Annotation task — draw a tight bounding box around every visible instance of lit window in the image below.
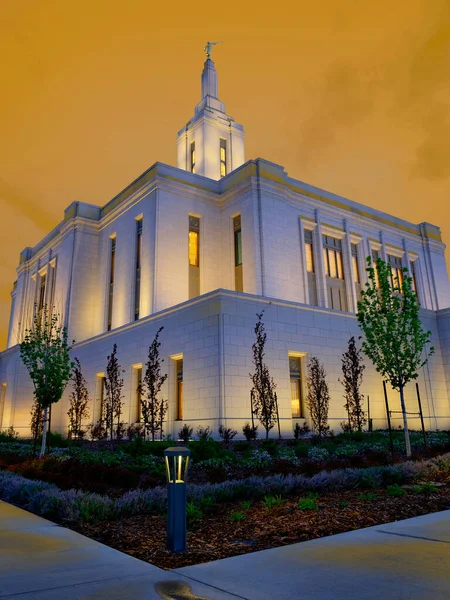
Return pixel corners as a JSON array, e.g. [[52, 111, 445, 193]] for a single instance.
[[372, 249, 380, 287], [189, 216, 200, 299], [0, 383, 6, 429], [220, 139, 227, 177], [351, 244, 360, 284], [135, 366, 142, 422], [388, 255, 403, 290], [190, 142, 196, 173], [289, 356, 303, 418], [233, 216, 243, 292], [410, 260, 418, 295], [323, 236, 344, 280], [304, 230, 314, 273]]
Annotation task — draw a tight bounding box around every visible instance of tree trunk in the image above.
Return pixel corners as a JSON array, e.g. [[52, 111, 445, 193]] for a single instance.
[[40, 406, 49, 458], [399, 385, 411, 457]]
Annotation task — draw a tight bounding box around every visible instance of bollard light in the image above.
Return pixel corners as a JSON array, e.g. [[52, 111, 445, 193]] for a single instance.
[[164, 446, 191, 552]]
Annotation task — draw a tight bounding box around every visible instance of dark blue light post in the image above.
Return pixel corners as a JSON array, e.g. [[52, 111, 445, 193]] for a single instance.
[[164, 446, 191, 552]]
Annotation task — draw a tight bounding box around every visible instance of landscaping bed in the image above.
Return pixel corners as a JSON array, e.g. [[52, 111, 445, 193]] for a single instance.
[[74, 483, 450, 570]]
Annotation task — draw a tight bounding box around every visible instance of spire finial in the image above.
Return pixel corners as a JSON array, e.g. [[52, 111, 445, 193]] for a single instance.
[[204, 40, 223, 59]]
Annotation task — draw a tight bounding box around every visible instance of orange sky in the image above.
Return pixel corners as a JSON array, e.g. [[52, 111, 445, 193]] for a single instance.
[[1, 0, 449, 349]]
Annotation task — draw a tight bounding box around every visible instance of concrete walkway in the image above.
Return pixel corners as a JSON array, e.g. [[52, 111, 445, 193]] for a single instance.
[[177, 510, 450, 600], [0, 501, 449, 599]]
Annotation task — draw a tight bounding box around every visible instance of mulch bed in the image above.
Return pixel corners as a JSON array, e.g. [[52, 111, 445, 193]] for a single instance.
[[74, 484, 450, 570]]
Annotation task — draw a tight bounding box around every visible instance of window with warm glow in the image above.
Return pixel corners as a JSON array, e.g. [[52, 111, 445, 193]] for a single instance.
[[351, 244, 360, 283], [134, 219, 142, 321], [220, 139, 227, 177], [289, 356, 303, 418], [410, 260, 418, 295], [388, 254, 403, 290], [372, 249, 380, 287], [323, 236, 344, 280], [190, 142, 195, 173], [189, 231, 199, 267]]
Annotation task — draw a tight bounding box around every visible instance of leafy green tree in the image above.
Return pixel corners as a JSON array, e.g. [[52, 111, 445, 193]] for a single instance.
[[306, 356, 330, 438], [20, 305, 74, 457], [339, 336, 366, 432], [249, 311, 279, 439], [68, 358, 90, 440], [103, 344, 125, 440], [356, 257, 434, 457], [140, 327, 168, 441]]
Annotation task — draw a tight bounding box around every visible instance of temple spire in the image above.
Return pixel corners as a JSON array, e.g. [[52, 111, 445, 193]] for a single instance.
[[201, 58, 218, 99]]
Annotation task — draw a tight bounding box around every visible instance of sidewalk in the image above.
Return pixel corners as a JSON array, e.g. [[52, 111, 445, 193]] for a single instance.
[[177, 509, 450, 600], [0, 500, 449, 599]]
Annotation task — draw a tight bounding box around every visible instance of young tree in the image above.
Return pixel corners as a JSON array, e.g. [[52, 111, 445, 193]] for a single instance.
[[20, 305, 74, 457], [30, 400, 44, 455], [140, 327, 168, 441], [249, 311, 279, 439], [340, 336, 366, 432], [68, 358, 91, 440], [357, 257, 434, 457], [103, 344, 125, 440], [306, 357, 330, 438]]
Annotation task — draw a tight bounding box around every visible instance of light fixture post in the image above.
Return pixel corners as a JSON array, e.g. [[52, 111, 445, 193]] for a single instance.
[[164, 446, 191, 552]]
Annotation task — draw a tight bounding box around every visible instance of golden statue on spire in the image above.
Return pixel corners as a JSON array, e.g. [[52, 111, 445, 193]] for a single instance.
[[204, 41, 223, 59]]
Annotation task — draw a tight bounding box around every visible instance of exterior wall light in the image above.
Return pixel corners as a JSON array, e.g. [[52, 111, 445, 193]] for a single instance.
[[164, 446, 191, 552]]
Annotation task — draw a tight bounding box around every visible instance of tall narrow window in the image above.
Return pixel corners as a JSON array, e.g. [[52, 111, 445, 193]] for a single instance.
[[38, 273, 46, 322], [0, 383, 6, 429], [220, 139, 227, 177], [323, 235, 347, 311], [371, 248, 380, 287], [304, 229, 317, 305], [388, 254, 403, 290], [410, 260, 418, 295], [107, 237, 116, 331], [233, 215, 243, 292], [189, 216, 200, 299], [176, 359, 183, 420], [134, 219, 142, 321], [48, 262, 57, 315], [289, 357, 303, 418], [190, 142, 196, 173], [351, 243, 361, 302], [132, 366, 142, 423]]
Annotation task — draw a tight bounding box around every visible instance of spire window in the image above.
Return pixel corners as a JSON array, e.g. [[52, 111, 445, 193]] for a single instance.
[[220, 139, 227, 177], [190, 142, 196, 174]]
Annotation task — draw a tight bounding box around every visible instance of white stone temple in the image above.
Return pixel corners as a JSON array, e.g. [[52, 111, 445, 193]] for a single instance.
[[1, 52, 449, 437]]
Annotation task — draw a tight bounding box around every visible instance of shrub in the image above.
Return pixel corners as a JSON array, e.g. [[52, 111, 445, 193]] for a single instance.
[[386, 484, 406, 497], [0, 426, 19, 442], [241, 500, 252, 509], [242, 422, 258, 441], [188, 439, 221, 463], [261, 439, 278, 456], [414, 482, 438, 495], [294, 422, 310, 439], [358, 492, 377, 501], [186, 502, 203, 528], [298, 498, 318, 511], [308, 447, 330, 462], [196, 426, 212, 441], [218, 425, 238, 445], [178, 424, 193, 444], [262, 494, 283, 510], [127, 423, 145, 441], [230, 510, 246, 522], [233, 441, 251, 453], [294, 443, 309, 459]]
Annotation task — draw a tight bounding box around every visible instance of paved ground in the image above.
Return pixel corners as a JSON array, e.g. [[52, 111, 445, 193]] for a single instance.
[[177, 510, 450, 600], [0, 500, 449, 599]]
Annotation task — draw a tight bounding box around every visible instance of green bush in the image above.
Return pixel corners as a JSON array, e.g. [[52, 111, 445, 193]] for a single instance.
[[261, 439, 278, 456], [298, 498, 318, 511], [262, 494, 283, 510], [358, 492, 377, 501], [233, 441, 251, 453], [188, 439, 221, 462], [386, 484, 406, 497], [0, 427, 19, 442], [294, 443, 309, 459], [186, 502, 203, 528], [241, 500, 252, 510], [230, 510, 246, 522]]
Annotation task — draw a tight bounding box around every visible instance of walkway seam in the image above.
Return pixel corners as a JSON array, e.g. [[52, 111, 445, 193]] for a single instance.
[[376, 529, 450, 544]]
